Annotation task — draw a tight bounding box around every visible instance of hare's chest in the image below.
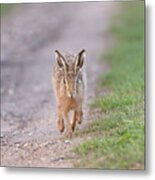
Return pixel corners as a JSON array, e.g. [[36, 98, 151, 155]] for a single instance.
[[67, 98, 78, 109], [59, 97, 78, 111]]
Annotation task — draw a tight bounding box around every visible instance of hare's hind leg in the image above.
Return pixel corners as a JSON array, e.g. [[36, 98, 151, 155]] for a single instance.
[[57, 105, 65, 133], [72, 110, 77, 132]]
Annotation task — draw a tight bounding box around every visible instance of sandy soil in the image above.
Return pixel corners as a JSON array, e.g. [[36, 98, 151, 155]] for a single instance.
[[1, 2, 117, 168]]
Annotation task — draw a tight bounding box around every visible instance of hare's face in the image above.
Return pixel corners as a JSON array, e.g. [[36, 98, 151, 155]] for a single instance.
[[55, 49, 85, 98], [64, 71, 76, 98]]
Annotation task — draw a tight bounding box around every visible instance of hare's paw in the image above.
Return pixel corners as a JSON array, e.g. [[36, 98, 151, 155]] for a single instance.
[[68, 131, 73, 139], [58, 118, 65, 133], [71, 111, 78, 132], [77, 111, 83, 124], [71, 122, 76, 132], [66, 126, 73, 139]]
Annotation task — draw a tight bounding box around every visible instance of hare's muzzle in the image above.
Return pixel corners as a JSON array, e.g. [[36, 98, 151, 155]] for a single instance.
[[66, 82, 76, 98], [67, 91, 76, 99]]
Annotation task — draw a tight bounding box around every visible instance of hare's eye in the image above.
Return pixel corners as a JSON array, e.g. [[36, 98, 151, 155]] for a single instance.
[[63, 79, 66, 84]]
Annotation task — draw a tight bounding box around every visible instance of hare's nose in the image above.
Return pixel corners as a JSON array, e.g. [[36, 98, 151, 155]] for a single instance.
[[70, 93, 74, 98], [68, 92, 75, 98]]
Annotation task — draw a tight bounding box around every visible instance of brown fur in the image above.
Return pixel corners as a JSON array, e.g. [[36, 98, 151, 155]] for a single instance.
[[52, 49, 86, 138]]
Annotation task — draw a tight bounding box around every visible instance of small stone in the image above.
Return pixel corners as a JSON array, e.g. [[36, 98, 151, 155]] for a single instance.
[[0, 133, 4, 138], [13, 131, 18, 135], [9, 120, 14, 125], [87, 136, 91, 140], [51, 156, 64, 162], [32, 142, 39, 151], [23, 143, 28, 147], [28, 160, 32, 164], [15, 143, 20, 147], [64, 140, 71, 144], [40, 157, 46, 161], [15, 147, 19, 151], [28, 132, 33, 136], [8, 89, 14, 95]]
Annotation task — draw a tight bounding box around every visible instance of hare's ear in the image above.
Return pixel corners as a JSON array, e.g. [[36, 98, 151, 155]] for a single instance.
[[74, 49, 85, 71], [55, 50, 67, 69]]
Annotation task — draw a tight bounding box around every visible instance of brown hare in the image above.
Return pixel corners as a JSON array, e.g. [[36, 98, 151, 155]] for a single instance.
[[52, 49, 86, 138]]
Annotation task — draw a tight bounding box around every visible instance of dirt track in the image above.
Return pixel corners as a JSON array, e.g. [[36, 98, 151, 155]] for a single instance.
[[1, 2, 117, 167]]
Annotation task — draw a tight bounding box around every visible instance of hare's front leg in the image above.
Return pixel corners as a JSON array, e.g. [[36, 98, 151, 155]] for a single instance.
[[72, 110, 77, 132], [64, 111, 73, 138], [77, 107, 83, 124], [57, 105, 65, 133]]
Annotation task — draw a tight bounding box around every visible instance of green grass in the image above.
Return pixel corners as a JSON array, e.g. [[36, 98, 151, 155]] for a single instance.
[[74, 2, 144, 169]]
